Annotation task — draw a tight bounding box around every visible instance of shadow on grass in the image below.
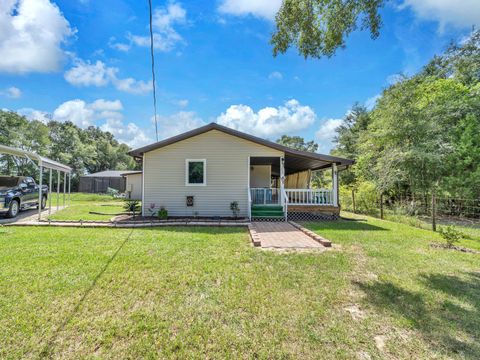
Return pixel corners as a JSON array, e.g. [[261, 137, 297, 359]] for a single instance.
[[304, 219, 389, 232], [39, 229, 135, 358], [355, 272, 480, 358]]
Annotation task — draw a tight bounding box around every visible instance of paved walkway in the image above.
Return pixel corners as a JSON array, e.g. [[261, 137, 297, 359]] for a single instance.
[[0, 206, 65, 225], [250, 222, 326, 249]]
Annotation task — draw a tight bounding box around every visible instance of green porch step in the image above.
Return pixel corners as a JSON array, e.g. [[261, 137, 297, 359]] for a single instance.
[[251, 205, 283, 211], [251, 205, 284, 219]]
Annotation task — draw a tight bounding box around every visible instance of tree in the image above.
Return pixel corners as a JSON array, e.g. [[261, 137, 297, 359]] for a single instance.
[[271, 0, 384, 59], [331, 104, 371, 186], [0, 110, 141, 191], [276, 135, 318, 152]]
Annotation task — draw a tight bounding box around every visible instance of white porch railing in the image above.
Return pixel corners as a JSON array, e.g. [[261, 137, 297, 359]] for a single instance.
[[250, 188, 281, 205], [284, 188, 334, 206], [250, 188, 335, 206]]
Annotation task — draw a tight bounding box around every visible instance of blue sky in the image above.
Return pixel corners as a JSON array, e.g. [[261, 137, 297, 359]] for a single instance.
[[0, 0, 478, 152]]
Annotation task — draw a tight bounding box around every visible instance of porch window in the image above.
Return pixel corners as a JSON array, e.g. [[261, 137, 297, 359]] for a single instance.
[[186, 159, 206, 186]]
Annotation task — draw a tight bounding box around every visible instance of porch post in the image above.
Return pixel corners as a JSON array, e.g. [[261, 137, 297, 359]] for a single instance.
[[332, 163, 338, 207], [48, 168, 52, 216], [280, 156, 285, 206], [37, 163, 43, 221]]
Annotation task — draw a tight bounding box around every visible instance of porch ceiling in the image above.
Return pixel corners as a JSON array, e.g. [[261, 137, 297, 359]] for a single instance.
[[250, 155, 335, 176]]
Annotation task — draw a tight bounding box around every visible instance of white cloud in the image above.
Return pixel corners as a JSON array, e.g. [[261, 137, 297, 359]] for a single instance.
[[17, 98, 153, 147], [0, 0, 74, 73], [101, 119, 153, 148], [268, 71, 283, 80], [64, 60, 113, 87], [315, 118, 342, 150], [0, 86, 22, 99], [112, 77, 152, 95], [127, 1, 186, 52], [89, 99, 123, 111], [53, 99, 96, 128], [218, 0, 282, 20], [17, 108, 51, 123], [365, 94, 381, 110], [216, 99, 316, 138], [108, 36, 131, 52], [173, 99, 189, 107], [402, 0, 480, 29], [153, 111, 206, 140], [64, 59, 152, 94]]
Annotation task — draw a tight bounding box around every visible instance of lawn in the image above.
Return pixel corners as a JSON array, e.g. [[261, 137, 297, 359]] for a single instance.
[[0, 214, 478, 359], [48, 193, 126, 221]]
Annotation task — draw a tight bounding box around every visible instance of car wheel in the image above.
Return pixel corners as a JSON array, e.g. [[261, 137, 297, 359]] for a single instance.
[[7, 199, 19, 218], [41, 195, 47, 209]]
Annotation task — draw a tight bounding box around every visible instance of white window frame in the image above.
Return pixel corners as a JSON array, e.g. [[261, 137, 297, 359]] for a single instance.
[[185, 159, 207, 186]]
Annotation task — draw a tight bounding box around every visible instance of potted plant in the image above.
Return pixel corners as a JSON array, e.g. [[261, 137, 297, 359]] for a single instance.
[[158, 206, 168, 220]]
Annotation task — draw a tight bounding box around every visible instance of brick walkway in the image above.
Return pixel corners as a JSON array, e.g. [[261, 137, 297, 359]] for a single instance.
[[250, 222, 326, 249]]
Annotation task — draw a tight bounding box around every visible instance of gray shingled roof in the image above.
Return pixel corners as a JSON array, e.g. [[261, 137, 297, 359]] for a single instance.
[[83, 170, 138, 178]]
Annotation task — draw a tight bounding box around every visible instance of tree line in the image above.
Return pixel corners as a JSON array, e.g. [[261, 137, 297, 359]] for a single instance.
[[332, 30, 480, 202], [0, 112, 139, 190]]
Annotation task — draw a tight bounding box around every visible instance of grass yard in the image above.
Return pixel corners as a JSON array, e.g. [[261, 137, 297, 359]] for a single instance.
[[48, 193, 126, 221], [0, 214, 479, 358]]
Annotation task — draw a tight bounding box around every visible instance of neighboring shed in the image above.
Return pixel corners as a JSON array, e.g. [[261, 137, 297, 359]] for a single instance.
[[122, 171, 142, 200], [79, 170, 138, 193]]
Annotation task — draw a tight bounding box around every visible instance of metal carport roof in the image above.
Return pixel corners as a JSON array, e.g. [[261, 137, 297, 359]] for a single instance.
[[0, 144, 72, 173]]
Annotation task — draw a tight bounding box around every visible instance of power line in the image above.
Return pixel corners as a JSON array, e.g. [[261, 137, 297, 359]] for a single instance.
[[148, 0, 159, 142]]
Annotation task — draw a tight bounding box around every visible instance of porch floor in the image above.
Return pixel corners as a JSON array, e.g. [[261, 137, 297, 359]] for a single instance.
[[250, 222, 326, 249]]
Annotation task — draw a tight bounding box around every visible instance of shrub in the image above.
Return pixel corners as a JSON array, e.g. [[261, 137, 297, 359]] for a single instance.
[[123, 199, 141, 218], [158, 207, 168, 220], [438, 225, 465, 248], [230, 201, 240, 218]]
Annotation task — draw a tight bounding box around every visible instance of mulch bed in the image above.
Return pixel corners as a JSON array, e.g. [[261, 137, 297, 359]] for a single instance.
[[112, 214, 249, 223], [430, 243, 479, 254]]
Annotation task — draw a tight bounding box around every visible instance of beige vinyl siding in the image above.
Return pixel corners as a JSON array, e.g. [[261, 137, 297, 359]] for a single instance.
[[250, 165, 271, 188], [125, 173, 142, 200], [144, 129, 283, 217]]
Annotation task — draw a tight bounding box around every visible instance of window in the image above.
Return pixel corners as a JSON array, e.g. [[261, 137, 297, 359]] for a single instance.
[[186, 159, 206, 186]]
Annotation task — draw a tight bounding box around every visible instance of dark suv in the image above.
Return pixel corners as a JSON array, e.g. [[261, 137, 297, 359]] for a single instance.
[[0, 176, 48, 218]]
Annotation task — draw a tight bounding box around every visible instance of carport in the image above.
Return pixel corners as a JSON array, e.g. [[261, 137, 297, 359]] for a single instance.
[[0, 144, 72, 221]]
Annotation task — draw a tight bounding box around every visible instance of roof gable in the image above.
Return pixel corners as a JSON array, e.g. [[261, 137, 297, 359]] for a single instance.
[[128, 123, 353, 166]]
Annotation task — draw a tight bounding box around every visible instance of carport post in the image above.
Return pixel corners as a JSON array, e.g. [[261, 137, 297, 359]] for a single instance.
[[57, 171, 60, 211], [48, 168, 52, 215], [63, 172, 66, 207], [37, 163, 43, 221], [68, 173, 71, 206]]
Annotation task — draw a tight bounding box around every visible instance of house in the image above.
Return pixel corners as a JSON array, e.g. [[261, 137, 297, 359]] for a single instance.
[[122, 171, 142, 200], [128, 123, 353, 220], [79, 170, 139, 193]]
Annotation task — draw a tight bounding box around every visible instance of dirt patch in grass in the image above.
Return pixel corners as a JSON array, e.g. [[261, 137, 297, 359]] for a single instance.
[[430, 243, 480, 254]]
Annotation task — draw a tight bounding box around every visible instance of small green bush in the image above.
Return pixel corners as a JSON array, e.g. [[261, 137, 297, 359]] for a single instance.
[[438, 225, 465, 248], [230, 201, 240, 218], [123, 199, 141, 218], [158, 207, 168, 220]]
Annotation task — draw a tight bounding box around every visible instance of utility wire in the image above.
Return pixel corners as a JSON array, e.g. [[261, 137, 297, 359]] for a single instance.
[[148, 0, 159, 142]]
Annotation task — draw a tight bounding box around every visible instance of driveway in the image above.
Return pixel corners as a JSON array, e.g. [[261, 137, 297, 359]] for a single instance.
[[0, 207, 61, 225]]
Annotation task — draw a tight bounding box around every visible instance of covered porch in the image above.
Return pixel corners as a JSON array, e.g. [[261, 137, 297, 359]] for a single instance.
[[248, 152, 352, 220]]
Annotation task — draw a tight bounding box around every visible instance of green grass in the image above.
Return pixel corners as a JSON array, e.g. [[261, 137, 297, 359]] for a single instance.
[[304, 212, 480, 359], [0, 215, 479, 358], [48, 193, 126, 221]]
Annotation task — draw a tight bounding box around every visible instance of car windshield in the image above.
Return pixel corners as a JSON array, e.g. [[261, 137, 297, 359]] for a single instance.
[[0, 177, 20, 189]]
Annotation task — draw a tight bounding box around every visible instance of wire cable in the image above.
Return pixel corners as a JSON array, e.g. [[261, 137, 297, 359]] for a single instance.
[[148, 0, 159, 142]]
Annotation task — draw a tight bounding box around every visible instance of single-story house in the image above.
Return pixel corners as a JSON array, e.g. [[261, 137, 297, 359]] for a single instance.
[[122, 171, 142, 200], [79, 170, 139, 193], [128, 123, 353, 220]]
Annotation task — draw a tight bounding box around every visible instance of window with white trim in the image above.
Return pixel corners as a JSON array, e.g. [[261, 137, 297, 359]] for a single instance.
[[186, 159, 206, 186]]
